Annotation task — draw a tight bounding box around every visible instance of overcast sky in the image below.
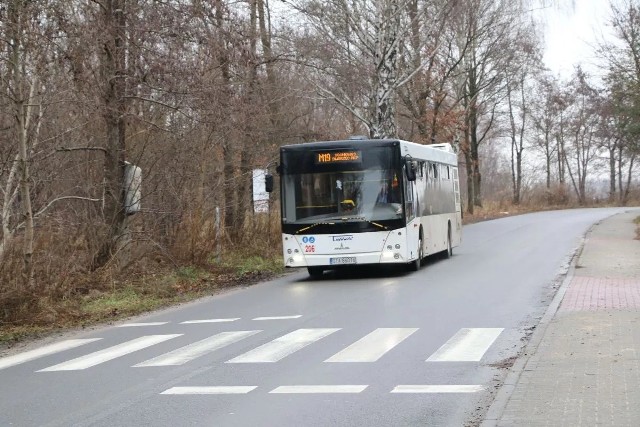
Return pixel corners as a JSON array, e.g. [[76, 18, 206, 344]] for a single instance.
[[541, 0, 613, 79]]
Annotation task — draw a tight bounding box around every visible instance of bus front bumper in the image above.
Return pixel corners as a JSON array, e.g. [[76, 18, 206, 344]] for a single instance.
[[284, 251, 408, 268]]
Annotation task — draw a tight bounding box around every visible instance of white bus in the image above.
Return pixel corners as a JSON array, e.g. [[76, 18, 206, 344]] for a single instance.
[[268, 138, 462, 277]]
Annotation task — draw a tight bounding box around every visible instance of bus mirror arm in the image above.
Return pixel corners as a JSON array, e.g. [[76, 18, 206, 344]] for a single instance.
[[404, 158, 417, 181]]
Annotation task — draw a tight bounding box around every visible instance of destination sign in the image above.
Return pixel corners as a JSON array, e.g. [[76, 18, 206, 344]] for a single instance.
[[315, 150, 361, 164]]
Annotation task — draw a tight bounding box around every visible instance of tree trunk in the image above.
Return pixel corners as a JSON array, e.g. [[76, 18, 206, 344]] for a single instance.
[[8, 0, 36, 287], [608, 145, 616, 203], [93, 0, 128, 269], [372, 0, 399, 139]]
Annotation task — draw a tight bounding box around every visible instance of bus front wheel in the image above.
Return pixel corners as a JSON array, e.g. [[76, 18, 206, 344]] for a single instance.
[[407, 237, 423, 272]]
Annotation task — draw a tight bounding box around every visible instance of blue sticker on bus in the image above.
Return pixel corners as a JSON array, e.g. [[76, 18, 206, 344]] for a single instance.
[[302, 237, 308, 243], [309, 237, 316, 243]]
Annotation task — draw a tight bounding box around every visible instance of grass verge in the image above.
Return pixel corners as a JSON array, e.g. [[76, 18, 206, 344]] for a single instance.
[[0, 250, 286, 348]]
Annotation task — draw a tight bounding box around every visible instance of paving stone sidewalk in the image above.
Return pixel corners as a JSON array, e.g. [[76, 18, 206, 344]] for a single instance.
[[486, 210, 640, 427]]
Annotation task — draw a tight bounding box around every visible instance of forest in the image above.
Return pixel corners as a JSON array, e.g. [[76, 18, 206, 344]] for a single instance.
[[1, 0, 638, 340]]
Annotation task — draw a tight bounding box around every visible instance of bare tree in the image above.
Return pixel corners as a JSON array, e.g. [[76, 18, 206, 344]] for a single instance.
[[455, 0, 528, 212], [599, 0, 640, 205], [504, 36, 542, 205], [288, 0, 457, 139], [563, 68, 602, 205]]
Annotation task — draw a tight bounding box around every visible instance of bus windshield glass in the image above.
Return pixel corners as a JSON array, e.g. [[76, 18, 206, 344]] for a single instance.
[[281, 146, 403, 224]]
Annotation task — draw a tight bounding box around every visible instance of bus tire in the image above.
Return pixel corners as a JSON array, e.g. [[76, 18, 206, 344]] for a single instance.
[[307, 266, 324, 277], [407, 236, 422, 272], [444, 224, 453, 259]]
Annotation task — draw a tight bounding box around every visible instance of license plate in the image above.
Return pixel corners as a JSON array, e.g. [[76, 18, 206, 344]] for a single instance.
[[330, 257, 357, 265]]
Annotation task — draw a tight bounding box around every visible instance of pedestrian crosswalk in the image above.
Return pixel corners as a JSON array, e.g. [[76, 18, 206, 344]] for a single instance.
[[1, 327, 505, 375]]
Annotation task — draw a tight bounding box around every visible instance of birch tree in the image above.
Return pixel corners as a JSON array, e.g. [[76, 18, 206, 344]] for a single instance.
[[0, 0, 52, 286], [289, 0, 455, 138]]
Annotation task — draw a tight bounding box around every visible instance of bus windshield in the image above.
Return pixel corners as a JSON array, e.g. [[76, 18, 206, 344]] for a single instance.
[[281, 146, 404, 224]]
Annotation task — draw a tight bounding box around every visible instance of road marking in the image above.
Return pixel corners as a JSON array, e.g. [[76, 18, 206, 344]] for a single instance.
[[426, 328, 504, 362], [325, 328, 418, 362], [252, 315, 302, 321], [134, 331, 261, 367], [226, 328, 340, 363], [0, 339, 102, 371], [180, 318, 240, 324], [161, 386, 256, 395], [38, 335, 182, 371], [391, 385, 484, 393], [116, 322, 168, 327], [270, 385, 367, 394]]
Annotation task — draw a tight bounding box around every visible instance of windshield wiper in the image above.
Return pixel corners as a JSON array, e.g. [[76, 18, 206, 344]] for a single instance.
[[337, 215, 388, 230], [294, 221, 336, 234]]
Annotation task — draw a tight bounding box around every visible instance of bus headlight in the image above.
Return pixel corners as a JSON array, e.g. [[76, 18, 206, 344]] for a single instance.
[[395, 244, 401, 249], [287, 249, 292, 254]]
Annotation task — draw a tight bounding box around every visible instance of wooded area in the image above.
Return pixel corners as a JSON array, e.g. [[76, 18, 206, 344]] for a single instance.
[[1, 0, 639, 334]]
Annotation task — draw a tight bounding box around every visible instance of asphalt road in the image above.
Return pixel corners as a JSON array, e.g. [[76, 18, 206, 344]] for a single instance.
[[0, 208, 632, 427]]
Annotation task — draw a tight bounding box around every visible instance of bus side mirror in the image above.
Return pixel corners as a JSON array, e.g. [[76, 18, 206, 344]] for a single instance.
[[265, 173, 274, 193], [405, 160, 416, 182]]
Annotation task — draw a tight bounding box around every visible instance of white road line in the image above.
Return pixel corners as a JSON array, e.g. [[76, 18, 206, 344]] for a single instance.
[[116, 322, 168, 327], [325, 328, 418, 362], [134, 331, 261, 367], [270, 385, 368, 394], [391, 385, 484, 393], [38, 335, 182, 371], [426, 328, 504, 362], [161, 386, 256, 395], [0, 339, 102, 371], [252, 315, 302, 321], [180, 318, 240, 324], [226, 328, 340, 363]]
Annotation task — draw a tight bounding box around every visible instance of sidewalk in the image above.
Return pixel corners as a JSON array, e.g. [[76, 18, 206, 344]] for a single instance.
[[484, 210, 640, 426]]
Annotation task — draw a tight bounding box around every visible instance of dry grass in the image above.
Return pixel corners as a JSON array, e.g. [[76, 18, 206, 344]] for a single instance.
[[0, 211, 285, 347]]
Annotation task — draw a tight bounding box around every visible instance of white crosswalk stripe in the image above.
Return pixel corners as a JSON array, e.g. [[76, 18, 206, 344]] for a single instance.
[[134, 331, 261, 367], [38, 335, 182, 371], [161, 386, 257, 395], [270, 385, 368, 394], [226, 328, 340, 363], [325, 328, 418, 362], [391, 385, 484, 393], [426, 328, 504, 362], [116, 322, 168, 327], [180, 318, 240, 324], [0, 339, 102, 371]]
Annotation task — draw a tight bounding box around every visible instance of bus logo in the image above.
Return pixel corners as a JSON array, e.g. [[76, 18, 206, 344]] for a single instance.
[[332, 235, 353, 242]]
